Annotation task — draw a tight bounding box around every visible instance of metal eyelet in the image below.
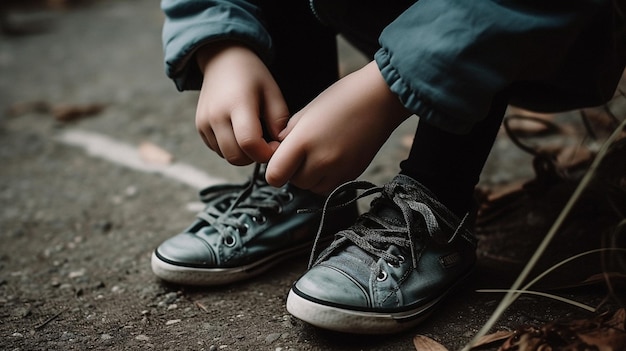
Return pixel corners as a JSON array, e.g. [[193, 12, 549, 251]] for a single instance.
[[252, 216, 267, 224], [376, 270, 388, 282], [282, 191, 294, 203], [238, 223, 249, 235], [223, 235, 236, 247]]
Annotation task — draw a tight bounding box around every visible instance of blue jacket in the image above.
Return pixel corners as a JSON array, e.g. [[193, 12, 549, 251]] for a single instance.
[[161, 0, 625, 134]]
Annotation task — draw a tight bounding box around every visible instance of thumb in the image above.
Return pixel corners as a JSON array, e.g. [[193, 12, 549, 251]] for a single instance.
[[277, 111, 304, 141]]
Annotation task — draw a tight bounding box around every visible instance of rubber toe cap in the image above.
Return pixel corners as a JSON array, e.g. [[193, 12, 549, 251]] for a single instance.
[[294, 265, 370, 308], [155, 233, 217, 267]]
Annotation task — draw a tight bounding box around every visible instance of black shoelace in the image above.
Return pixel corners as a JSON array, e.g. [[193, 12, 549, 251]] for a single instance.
[[194, 163, 293, 246], [308, 179, 470, 277]]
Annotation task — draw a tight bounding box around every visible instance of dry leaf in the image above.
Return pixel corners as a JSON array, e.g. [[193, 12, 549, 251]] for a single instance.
[[139, 142, 174, 165], [413, 335, 449, 351], [498, 309, 626, 351], [505, 114, 558, 137], [6, 101, 105, 121], [52, 103, 105, 122]]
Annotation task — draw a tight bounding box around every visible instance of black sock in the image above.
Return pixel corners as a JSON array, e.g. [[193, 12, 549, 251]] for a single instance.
[[400, 91, 509, 217]]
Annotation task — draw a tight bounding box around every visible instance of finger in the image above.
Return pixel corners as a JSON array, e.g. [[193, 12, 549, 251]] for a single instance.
[[277, 107, 306, 141], [308, 176, 332, 195], [309, 174, 353, 195], [231, 105, 274, 163], [213, 120, 253, 166], [285, 155, 325, 191], [198, 129, 223, 158], [265, 137, 305, 187]]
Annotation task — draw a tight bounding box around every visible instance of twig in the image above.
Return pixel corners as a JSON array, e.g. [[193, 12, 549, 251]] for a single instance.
[[194, 300, 209, 313], [476, 289, 596, 312], [34, 308, 66, 330]]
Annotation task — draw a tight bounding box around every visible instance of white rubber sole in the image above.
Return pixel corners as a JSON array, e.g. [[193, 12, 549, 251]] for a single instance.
[[151, 240, 315, 286], [286, 288, 441, 334]]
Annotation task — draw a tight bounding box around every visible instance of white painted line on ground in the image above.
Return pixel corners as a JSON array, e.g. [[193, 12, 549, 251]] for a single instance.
[[57, 129, 226, 189]]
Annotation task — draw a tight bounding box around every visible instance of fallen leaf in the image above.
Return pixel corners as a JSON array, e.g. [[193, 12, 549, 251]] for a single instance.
[[413, 335, 449, 351], [52, 103, 105, 122], [504, 114, 558, 137], [139, 141, 174, 165], [497, 309, 626, 351]]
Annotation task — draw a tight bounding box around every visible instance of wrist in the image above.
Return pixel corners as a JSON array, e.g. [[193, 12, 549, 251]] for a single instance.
[[365, 61, 411, 123], [195, 41, 257, 74]]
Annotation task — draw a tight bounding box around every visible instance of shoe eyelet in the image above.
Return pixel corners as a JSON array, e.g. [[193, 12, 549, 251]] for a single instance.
[[238, 223, 249, 235], [223, 235, 237, 247], [252, 215, 267, 224], [281, 191, 294, 203], [376, 270, 388, 282]]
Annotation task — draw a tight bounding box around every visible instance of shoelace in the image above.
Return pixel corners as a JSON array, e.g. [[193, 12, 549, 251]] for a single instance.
[[308, 179, 470, 276], [194, 163, 293, 246]]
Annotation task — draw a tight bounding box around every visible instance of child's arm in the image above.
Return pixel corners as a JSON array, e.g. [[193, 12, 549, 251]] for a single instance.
[[195, 42, 288, 165], [266, 61, 411, 194]]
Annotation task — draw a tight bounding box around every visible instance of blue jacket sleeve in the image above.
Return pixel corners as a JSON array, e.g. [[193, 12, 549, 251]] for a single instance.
[[161, 0, 272, 91], [375, 0, 625, 134]]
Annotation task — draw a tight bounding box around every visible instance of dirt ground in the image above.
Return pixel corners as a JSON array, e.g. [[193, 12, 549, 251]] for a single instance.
[[1, 1, 625, 350]]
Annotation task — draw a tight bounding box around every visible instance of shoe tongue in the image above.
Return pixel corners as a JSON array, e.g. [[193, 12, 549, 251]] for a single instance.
[[369, 197, 405, 228], [368, 174, 435, 228]]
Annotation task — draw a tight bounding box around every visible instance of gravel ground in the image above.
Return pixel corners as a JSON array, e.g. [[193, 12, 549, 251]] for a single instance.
[[1, 1, 624, 350]]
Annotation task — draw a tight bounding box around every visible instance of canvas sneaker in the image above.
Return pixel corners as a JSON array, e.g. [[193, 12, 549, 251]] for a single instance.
[[286, 174, 477, 334], [151, 164, 358, 285]]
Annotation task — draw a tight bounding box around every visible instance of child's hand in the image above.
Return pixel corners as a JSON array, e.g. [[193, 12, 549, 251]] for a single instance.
[[266, 61, 410, 194], [195, 43, 289, 165]]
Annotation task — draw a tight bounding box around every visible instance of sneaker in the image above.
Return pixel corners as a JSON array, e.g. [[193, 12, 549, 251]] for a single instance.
[[151, 164, 358, 286], [286, 174, 477, 334]]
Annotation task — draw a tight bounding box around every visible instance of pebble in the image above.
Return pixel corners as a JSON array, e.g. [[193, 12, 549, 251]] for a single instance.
[[165, 319, 181, 325], [12, 332, 24, 338], [163, 292, 178, 304], [125, 185, 138, 197], [265, 333, 281, 344], [68, 269, 86, 279], [60, 331, 75, 341], [135, 334, 150, 341], [101, 333, 113, 340]]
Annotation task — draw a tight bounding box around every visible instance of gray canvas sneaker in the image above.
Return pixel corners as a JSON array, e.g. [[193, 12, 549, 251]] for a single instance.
[[286, 175, 477, 334], [151, 164, 358, 286]]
